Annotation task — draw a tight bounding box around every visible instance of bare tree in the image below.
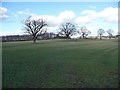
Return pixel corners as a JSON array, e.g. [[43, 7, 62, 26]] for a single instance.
[[81, 26, 91, 39], [106, 29, 113, 39], [97, 28, 105, 40], [23, 17, 47, 43], [59, 22, 76, 38]]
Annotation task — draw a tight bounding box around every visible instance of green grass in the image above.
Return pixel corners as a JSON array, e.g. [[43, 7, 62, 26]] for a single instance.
[[2, 39, 118, 88]]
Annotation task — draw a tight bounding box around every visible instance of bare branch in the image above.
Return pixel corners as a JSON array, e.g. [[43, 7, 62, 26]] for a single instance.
[[81, 26, 91, 39], [59, 22, 76, 38], [23, 17, 47, 43], [97, 28, 105, 40]]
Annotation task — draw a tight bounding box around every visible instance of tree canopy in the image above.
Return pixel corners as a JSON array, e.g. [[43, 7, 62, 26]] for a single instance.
[[97, 29, 105, 40], [59, 22, 76, 38], [80, 26, 91, 39], [23, 17, 47, 43]]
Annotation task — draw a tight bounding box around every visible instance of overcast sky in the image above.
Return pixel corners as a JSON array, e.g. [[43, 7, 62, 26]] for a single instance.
[[0, 1, 119, 36]]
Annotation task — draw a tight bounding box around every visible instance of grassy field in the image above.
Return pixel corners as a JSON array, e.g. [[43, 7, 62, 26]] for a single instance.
[[2, 39, 118, 88]]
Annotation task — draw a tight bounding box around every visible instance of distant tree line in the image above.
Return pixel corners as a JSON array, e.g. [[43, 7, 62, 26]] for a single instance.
[[2, 33, 56, 42], [2, 17, 120, 43]]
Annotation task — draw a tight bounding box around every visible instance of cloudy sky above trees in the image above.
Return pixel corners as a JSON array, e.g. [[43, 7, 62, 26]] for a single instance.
[[0, 1, 119, 36]]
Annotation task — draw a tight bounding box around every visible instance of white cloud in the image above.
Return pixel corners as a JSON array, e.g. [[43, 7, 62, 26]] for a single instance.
[[89, 5, 96, 9], [58, 10, 76, 22], [86, 25, 102, 36], [30, 10, 76, 27], [1, 7, 118, 36], [81, 10, 97, 19], [74, 9, 98, 25], [45, 26, 59, 33], [0, 7, 9, 20], [0, 29, 25, 36], [76, 10, 98, 24], [22, 10, 76, 36], [76, 16, 91, 24], [17, 9, 36, 16], [0, 7, 7, 15], [30, 15, 60, 27], [86, 23, 118, 36], [21, 7, 118, 27], [76, 7, 118, 24], [98, 7, 118, 23]]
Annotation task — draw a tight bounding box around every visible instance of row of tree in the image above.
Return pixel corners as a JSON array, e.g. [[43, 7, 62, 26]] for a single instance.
[[98, 29, 113, 40], [23, 18, 114, 43]]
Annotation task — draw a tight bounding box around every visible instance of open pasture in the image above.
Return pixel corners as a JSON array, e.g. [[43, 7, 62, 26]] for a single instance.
[[2, 39, 118, 88]]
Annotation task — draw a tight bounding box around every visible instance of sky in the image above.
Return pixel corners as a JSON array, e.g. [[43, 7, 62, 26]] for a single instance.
[[0, 1, 119, 36]]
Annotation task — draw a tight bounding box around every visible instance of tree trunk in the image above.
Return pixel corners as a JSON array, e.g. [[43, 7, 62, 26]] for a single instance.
[[66, 34, 70, 39], [33, 39, 36, 43], [100, 35, 102, 40], [82, 33, 85, 39], [109, 35, 110, 39], [33, 37, 37, 43], [109, 34, 112, 39]]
